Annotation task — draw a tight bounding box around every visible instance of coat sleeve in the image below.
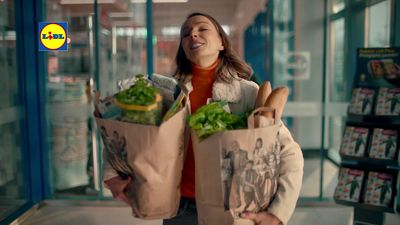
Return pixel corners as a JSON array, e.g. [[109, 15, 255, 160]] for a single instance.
[[267, 122, 304, 225]]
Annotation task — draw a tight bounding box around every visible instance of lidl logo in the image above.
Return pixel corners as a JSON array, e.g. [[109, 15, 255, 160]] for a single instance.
[[39, 22, 68, 51]]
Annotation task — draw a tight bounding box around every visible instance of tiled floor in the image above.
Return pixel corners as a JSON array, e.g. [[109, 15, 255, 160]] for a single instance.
[[12, 201, 400, 225], [300, 158, 339, 198], [5, 156, 400, 225]]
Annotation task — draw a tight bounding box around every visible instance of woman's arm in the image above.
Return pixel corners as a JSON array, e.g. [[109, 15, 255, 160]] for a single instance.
[[242, 122, 303, 225], [267, 122, 304, 224]]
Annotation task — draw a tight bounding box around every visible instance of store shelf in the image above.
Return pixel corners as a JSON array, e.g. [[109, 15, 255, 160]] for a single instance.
[[334, 199, 395, 213], [385, 78, 400, 87], [340, 155, 400, 170], [347, 115, 400, 126], [334, 48, 400, 225]]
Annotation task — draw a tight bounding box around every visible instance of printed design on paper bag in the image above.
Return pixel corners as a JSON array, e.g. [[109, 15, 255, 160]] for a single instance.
[[220, 136, 280, 216], [221, 140, 248, 211], [100, 126, 133, 178]]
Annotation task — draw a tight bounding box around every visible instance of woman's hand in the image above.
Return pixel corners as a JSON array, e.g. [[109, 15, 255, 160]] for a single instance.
[[241, 211, 282, 225], [104, 176, 132, 207]]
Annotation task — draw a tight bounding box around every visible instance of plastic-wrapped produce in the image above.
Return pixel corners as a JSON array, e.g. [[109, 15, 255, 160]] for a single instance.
[[114, 76, 162, 125]]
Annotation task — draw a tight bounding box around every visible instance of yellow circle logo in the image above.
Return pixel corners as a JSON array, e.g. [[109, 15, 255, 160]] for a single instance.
[[40, 23, 67, 50]]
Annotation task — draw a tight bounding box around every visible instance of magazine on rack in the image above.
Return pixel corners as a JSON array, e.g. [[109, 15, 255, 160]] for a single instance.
[[363, 172, 394, 207], [339, 126, 369, 157], [334, 168, 364, 202], [368, 128, 398, 160], [348, 88, 375, 115], [375, 87, 400, 115]]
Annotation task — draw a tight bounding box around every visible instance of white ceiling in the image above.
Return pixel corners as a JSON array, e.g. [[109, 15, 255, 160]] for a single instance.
[[152, 0, 240, 29], [58, 0, 267, 36]]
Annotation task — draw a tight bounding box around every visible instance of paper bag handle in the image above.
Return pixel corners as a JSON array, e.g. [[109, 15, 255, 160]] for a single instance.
[[247, 107, 275, 129]]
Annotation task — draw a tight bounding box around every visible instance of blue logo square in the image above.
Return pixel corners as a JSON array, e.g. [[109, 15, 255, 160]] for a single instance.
[[39, 22, 68, 51]]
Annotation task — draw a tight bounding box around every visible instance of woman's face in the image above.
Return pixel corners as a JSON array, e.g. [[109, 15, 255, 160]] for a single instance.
[[181, 15, 224, 67]]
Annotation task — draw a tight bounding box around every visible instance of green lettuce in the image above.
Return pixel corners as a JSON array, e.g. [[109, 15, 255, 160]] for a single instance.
[[188, 101, 246, 138], [115, 75, 159, 106]]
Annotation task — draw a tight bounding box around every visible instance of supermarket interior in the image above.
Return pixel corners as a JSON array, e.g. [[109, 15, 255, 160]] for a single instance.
[[0, 0, 400, 224]]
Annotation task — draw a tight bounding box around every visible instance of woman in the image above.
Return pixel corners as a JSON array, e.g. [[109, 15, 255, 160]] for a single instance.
[[253, 138, 268, 202], [104, 12, 304, 225], [170, 12, 303, 225]]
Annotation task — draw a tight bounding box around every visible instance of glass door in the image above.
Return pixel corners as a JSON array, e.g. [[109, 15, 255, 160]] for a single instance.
[[44, 0, 147, 199], [45, 1, 98, 197], [0, 0, 29, 220], [265, 0, 331, 199]]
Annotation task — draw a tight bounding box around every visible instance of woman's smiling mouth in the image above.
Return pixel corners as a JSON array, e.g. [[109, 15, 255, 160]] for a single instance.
[[190, 42, 204, 50]]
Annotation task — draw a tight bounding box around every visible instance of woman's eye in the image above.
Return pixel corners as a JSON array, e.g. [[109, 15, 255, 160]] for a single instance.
[[182, 31, 190, 37]]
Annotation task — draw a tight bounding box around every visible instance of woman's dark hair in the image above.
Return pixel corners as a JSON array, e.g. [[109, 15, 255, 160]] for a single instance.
[[174, 12, 252, 83]]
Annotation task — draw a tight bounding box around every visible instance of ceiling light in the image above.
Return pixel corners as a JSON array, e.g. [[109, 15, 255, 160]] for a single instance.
[[131, 0, 188, 3], [109, 12, 134, 18]]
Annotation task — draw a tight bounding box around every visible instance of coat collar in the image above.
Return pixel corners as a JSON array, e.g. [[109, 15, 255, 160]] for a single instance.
[[181, 75, 241, 103]]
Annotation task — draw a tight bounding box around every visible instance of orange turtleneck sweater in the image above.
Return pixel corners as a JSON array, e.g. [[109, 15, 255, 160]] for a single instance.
[[180, 60, 219, 199]]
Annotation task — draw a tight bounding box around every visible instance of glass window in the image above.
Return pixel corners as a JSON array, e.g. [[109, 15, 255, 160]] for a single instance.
[[45, 0, 147, 198], [330, 18, 345, 101], [366, 0, 391, 47], [0, 0, 28, 220], [326, 18, 347, 173], [331, 0, 345, 14], [325, 3, 347, 196], [271, 0, 327, 198], [46, 0, 97, 196]]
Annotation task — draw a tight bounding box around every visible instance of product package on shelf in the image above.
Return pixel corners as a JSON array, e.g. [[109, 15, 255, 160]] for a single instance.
[[375, 88, 400, 115], [348, 88, 375, 115], [339, 126, 369, 157], [48, 81, 91, 190], [368, 128, 398, 160], [334, 168, 364, 202], [356, 48, 400, 86], [363, 172, 394, 207]]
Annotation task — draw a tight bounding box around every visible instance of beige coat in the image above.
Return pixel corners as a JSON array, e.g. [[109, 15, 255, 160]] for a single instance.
[[182, 76, 304, 225], [103, 75, 304, 225]]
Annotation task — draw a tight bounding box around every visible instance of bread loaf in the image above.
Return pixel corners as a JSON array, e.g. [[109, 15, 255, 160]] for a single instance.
[[255, 81, 272, 108], [262, 86, 289, 121]]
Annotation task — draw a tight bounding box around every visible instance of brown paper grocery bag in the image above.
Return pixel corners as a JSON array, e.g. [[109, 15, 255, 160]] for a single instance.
[[95, 103, 188, 219], [192, 107, 280, 225]]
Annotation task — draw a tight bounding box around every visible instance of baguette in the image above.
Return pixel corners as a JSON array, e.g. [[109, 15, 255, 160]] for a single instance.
[[262, 86, 289, 121], [255, 81, 272, 108]]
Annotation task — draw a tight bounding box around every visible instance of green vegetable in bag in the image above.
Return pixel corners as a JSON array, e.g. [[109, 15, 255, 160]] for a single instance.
[[116, 75, 160, 106], [188, 101, 246, 139], [114, 75, 162, 125]]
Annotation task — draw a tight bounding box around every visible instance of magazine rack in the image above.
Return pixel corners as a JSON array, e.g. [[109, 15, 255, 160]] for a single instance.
[[334, 48, 400, 225]]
